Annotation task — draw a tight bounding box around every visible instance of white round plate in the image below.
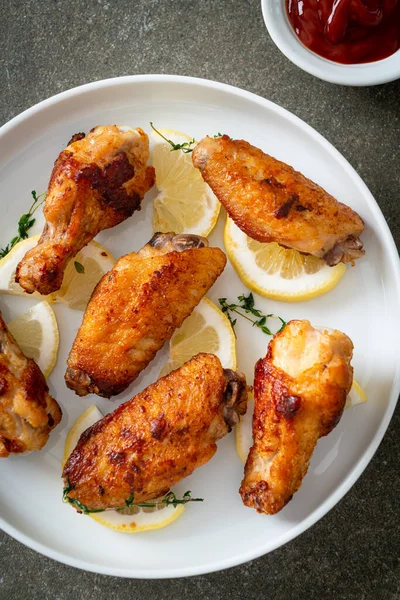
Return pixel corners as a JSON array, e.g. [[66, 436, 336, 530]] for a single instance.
[[0, 75, 399, 578]]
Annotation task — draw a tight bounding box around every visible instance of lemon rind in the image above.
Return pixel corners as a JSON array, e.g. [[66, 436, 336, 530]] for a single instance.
[[62, 404, 104, 468], [41, 301, 59, 377]]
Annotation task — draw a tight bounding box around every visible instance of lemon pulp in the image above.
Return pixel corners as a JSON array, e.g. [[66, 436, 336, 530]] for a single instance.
[[224, 217, 346, 302], [151, 128, 220, 236]]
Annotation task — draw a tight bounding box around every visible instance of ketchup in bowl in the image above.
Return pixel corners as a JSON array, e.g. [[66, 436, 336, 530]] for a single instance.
[[286, 0, 400, 64]]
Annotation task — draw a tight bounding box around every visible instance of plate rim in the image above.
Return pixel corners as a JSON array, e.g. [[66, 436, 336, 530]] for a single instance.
[[1, 73, 400, 579]]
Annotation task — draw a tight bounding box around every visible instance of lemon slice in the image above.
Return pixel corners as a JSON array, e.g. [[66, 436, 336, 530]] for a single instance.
[[161, 297, 237, 376], [89, 502, 184, 533], [151, 128, 220, 236], [224, 217, 347, 302], [7, 301, 59, 377], [63, 405, 185, 533], [0, 236, 43, 299], [53, 240, 115, 310], [0, 237, 115, 310], [235, 381, 367, 463], [235, 392, 254, 464], [62, 404, 104, 468]]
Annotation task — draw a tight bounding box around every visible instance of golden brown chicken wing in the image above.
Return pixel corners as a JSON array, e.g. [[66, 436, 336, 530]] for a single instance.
[[63, 353, 247, 511], [193, 136, 364, 265], [0, 311, 62, 457], [65, 233, 227, 398], [16, 125, 155, 295], [239, 320, 353, 514]]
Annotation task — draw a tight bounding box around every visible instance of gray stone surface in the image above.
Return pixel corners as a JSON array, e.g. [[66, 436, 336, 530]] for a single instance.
[[0, 0, 399, 598]]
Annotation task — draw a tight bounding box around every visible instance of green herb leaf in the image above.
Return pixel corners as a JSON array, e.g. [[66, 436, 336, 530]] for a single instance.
[[218, 293, 286, 336], [213, 133, 232, 140], [74, 261, 85, 274], [0, 190, 46, 259], [161, 491, 203, 507]]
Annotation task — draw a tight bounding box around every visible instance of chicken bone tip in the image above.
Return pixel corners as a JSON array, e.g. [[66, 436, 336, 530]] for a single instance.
[[222, 368, 248, 428], [149, 232, 209, 251]]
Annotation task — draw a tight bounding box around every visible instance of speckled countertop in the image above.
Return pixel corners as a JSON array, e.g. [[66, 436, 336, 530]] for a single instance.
[[1, 1, 399, 598]]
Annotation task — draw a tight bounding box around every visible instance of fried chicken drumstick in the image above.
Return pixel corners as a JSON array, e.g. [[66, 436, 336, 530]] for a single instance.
[[192, 136, 364, 265], [65, 233, 227, 398], [240, 320, 353, 514], [0, 312, 62, 457], [63, 353, 247, 511], [16, 125, 155, 295]]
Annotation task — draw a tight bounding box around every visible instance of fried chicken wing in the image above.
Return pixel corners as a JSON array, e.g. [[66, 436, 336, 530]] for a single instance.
[[0, 312, 62, 457], [239, 320, 353, 514], [65, 233, 227, 398], [16, 125, 155, 295], [193, 136, 364, 265], [63, 353, 247, 511]]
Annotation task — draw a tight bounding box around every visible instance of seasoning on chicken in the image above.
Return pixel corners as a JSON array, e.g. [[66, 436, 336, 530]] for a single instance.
[[0, 312, 62, 457], [65, 233, 227, 398], [192, 136, 364, 265], [239, 320, 353, 514], [16, 125, 155, 295], [63, 353, 247, 511]]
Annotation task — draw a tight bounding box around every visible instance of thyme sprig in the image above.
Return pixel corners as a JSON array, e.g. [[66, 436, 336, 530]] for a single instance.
[[150, 122, 196, 153], [63, 480, 203, 514], [150, 123, 230, 153], [128, 491, 203, 509], [219, 293, 286, 336], [62, 481, 105, 514], [0, 190, 46, 259]]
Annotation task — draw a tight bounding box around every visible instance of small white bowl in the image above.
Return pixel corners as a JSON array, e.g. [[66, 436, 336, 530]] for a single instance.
[[261, 0, 400, 86]]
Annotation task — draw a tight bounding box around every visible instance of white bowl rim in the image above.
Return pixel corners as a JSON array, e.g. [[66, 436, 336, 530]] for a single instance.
[[261, 0, 400, 86], [0, 74, 399, 578]]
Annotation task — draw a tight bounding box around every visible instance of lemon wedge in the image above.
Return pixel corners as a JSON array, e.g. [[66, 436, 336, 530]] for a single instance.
[[151, 128, 220, 236], [161, 297, 237, 376], [0, 236, 115, 310], [63, 405, 185, 533], [7, 301, 59, 377], [224, 217, 346, 302], [236, 380, 367, 463]]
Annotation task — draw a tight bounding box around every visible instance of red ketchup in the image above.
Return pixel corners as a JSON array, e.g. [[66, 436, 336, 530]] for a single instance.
[[286, 0, 400, 64]]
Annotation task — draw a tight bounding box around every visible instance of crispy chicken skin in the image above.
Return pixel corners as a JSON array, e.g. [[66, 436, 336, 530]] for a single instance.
[[65, 233, 227, 398], [0, 312, 62, 457], [192, 136, 364, 265], [16, 125, 155, 295], [63, 353, 247, 511], [239, 320, 353, 514]]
